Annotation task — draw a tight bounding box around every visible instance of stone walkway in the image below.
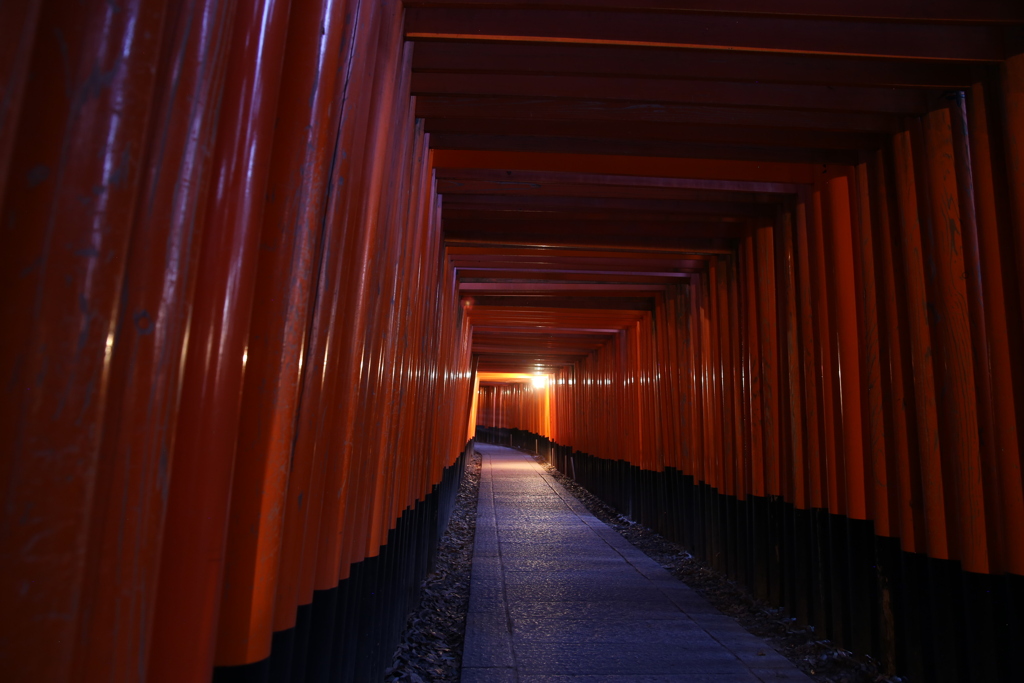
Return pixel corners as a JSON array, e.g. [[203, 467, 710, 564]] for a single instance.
[[461, 444, 813, 683]]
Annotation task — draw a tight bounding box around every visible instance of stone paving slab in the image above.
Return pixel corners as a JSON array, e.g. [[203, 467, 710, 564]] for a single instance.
[[462, 445, 812, 683]]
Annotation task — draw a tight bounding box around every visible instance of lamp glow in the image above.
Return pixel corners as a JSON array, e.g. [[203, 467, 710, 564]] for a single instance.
[[531, 375, 547, 389]]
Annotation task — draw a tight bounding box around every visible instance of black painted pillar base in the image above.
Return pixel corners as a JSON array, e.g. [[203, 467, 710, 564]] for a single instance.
[[211, 445, 471, 683]]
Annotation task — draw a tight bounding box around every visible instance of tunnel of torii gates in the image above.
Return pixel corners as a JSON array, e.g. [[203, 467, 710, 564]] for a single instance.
[[3, 1, 1024, 682]]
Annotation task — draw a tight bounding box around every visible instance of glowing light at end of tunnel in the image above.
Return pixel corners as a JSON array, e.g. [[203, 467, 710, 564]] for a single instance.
[[531, 375, 548, 389]]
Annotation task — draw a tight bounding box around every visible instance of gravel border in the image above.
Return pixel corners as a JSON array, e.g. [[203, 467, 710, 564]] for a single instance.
[[528, 451, 907, 683], [384, 449, 482, 683]]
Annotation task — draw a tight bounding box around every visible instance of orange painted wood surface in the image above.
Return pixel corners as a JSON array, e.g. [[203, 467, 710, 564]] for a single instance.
[[0, 1, 169, 678]]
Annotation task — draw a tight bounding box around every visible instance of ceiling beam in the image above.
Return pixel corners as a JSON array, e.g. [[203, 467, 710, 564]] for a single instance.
[[436, 169, 801, 194], [424, 118, 885, 151], [441, 193, 774, 216], [412, 42, 980, 88], [417, 96, 902, 133], [451, 257, 707, 272], [448, 237, 734, 254], [437, 179, 776, 202], [433, 150, 819, 183], [429, 132, 862, 165], [405, 8, 1010, 61], [459, 271, 682, 284], [445, 218, 743, 249], [437, 180, 784, 204], [404, 1, 1024, 24], [412, 73, 931, 114], [443, 211, 750, 224], [467, 295, 657, 310]]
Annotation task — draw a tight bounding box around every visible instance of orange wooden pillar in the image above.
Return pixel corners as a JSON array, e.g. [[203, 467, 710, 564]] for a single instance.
[[387, 120, 429, 537], [392, 137, 437, 523], [869, 145, 932, 678], [147, 0, 292, 680], [325, 9, 421, 679], [715, 257, 738, 513], [0, 1, 168, 679], [213, 0, 351, 674], [810, 174, 850, 645], [792, 192, 824, 513], [848, 158, 903, 666], [793, 188, 830, 634], [672, 285, 690, 472], [777, 200, 811, 626], [921, 104, 988, 576], [994, 62, 1024, 670], [695, 272, 709, 497], [73, 2, 236, 680], [807, 179, 846, 523], [866, 150, 925, 558], [362, 86, 420, 565], [724, 254, 746, 582], [346, 53, 415, 588], [822, 171, 868, 523], [822, 169, 871, 651], [403, 148, 442, 512], [967, 79, 1024, 583], [849, 159, 899, 543], [304, 6, 391, 668], [266, 3, 371, 654], [741, 225, 772, 597], [326, 2, 406, 605], [756, 218, 784, 603], [386, 112, 422, 539], [740, 236, 763, 503], [273, 0, 389, 674], [1003, 54, 1024, 328], [947, 89, 1019, 680], [754, 222, 781, 503], [652, 296, 668, 471], [666, 286, 683, 473], [891, 120, 962, 682], [0, 0, 41, 200]]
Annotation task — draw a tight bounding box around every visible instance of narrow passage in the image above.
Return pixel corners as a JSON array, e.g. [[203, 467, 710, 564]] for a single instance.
[[462, 444, 812, 683]]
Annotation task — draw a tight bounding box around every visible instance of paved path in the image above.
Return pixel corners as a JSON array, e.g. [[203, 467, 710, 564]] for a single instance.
[[461, 444, 812, 683]]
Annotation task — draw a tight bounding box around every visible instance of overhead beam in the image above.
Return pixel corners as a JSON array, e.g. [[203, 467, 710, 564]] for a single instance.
[[405, 8, 1009, 61], [459, 269, 683, 278], [437, 169, 801, 194], [448, 237, 734, 254], [475, 357, 584, 369], [429, 132, 862, 165], [473, 340, 606, 352], [432, 150, 820, 183], [462, 283, 668, 294], [467, 296, 657, 310], [404, 1, 1024, 24], [472, 329, 629, 339], [412, 42, 979, 88], [437, 179, 781, 203], [445, 217, 744, 237], [423, 118, 886, 151], [443, 210, 746, 223], [459, 272, 679, 285], [417, 96, 903, 133], [469, 306, 647, 322], [452, 260, 707, 276], [412, 73, 931, 114], [441, 193, 774, 216]]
